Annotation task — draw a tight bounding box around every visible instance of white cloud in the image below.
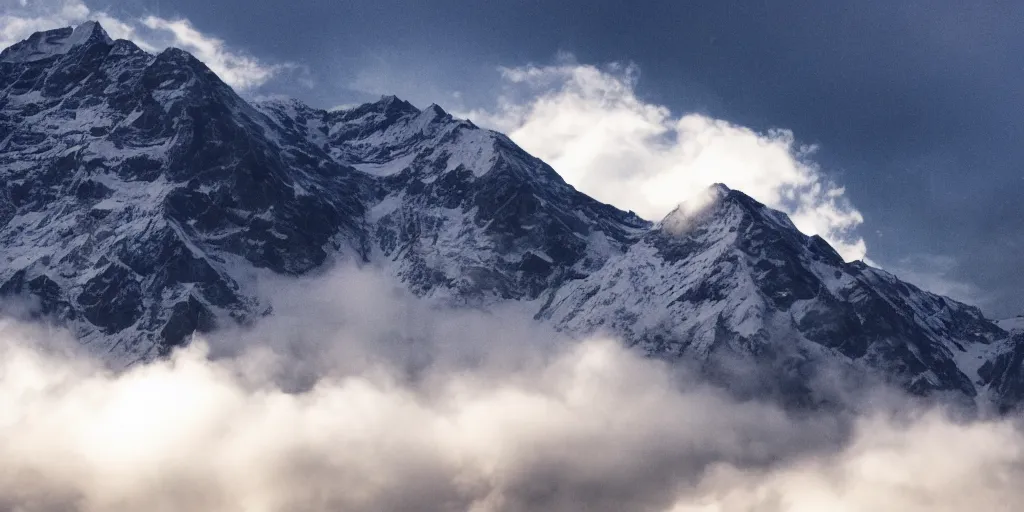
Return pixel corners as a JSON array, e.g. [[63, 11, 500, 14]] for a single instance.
[[460, 59, 868, 261], [0, 265, 1023, 511], [0, 0, 88, 48], [0, 0, 286, 90], [888, 254, 990, 308], [139, 16, 286, 91]]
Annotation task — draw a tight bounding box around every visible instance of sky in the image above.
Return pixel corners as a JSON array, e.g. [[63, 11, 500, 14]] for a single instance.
[[2, 0, 1022, 317]]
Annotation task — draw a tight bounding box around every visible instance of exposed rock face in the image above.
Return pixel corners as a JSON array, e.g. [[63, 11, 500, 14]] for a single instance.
[[0, 22, 1019, 408], [538, 185, 1005, 401], [257, 96, 648, 302], [0, 22, 372, 361]]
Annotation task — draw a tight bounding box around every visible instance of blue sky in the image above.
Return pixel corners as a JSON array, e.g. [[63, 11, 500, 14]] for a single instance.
[[3, 0, 1022, 316]]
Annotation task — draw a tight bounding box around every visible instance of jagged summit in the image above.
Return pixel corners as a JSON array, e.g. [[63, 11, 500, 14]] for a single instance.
[[1, 25, 1022, 409], [658, 183, 805, 249], [352, 94, 421, 118], [541, 183, 1004, 401], [0, 21, 112, 63], [0, 25, 642, 360]]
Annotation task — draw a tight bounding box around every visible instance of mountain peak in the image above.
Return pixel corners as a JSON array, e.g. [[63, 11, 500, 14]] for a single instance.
[[658, 183, 751, 234], [324, 94, 420, 128], [423, 103, 447, 116], [652, 183, 840, 269], [666, 183, 800, 230], [75, 20, 111, 41], [1, 21, 112, 64], [0, 37, 1019, 409], [708, 182, 732, 195], [375, 94, 419, 113]]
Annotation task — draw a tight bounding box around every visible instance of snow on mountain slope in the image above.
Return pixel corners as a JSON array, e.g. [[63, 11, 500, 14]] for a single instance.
[[0, 22, 371, 363], [0, 22, 1020, 408], [0, 21, 112, 63], [978, 316, 1024, 411], [538, 185, 1006, 401], [258, 95, 650, 302]]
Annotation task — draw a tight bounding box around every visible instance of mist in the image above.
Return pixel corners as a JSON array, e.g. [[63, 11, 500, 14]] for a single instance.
[[1, 266, 1022, 511]]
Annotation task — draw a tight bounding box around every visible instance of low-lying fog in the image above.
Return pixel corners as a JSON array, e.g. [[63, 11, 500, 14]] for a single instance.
[[1, 267, 1021, 511]]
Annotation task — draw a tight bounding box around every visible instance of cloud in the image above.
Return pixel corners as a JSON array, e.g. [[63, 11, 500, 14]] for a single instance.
[[0, 0, 88, 48], [0, 0, 288, 90], [459, 58, 868, 261], [346, 52, 465, 109], [1, 265, 1023, 511], [671, 412, 1024, 511], [888, 254, 991, 308], [139, 16, 291, 91]]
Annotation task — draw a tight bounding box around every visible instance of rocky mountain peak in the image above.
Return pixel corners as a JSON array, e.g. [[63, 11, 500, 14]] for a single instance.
[[0, 21, 112, 64], [2, 24, 1023, 410], [653, 183, 817, 265], [542, 183, 1006, 403], [348, 94, 420, 119]]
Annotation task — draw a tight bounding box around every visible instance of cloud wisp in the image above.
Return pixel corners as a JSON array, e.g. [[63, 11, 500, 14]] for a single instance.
[[1, 266, 1024, 511], [0, 0, 292, 90], [460, 58, 867, 262], [886, 253, 991, 310]]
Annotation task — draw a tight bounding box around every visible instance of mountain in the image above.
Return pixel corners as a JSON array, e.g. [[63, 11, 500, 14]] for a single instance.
[[257, 96, 648, 302], [978, 316, 1024, 411], [0, 22, 1019, 408], [538, 184, 1006, 402], [0, 21, 376, 362]]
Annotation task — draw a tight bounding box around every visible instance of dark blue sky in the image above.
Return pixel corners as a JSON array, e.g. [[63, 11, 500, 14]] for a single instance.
[[22, 0, 1024, 316]]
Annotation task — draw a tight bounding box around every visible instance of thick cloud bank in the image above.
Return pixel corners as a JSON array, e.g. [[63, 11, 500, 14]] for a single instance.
[[1, 267, 1022, 511], [461, 59, 867, 261]]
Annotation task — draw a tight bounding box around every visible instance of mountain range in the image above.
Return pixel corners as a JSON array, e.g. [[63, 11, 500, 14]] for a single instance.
[[1, 22, 1021, 410]]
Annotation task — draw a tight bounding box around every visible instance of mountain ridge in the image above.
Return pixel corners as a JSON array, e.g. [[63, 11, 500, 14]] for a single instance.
[[0, 22, 1019, 408]]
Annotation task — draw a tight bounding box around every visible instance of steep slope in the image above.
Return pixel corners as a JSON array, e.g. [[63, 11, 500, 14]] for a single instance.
[[538, 185, 1006, 400], [978, 316, 1024, 411], [0, 22, 647, 360], [0, 23, 372, 362], [258, 97, 649, 302], [0, 22, 1018, 408]]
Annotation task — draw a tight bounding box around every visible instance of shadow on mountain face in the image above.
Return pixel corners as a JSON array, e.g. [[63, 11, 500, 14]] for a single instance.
[[0, 22, 1021, 510]]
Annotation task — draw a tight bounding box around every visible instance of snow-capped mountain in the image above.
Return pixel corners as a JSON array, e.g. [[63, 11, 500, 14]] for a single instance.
[[257, 96, 649, 302], [538, 184, 1006, 402], [0, 22, 1020, 407], [1, 21, 374, 361]]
